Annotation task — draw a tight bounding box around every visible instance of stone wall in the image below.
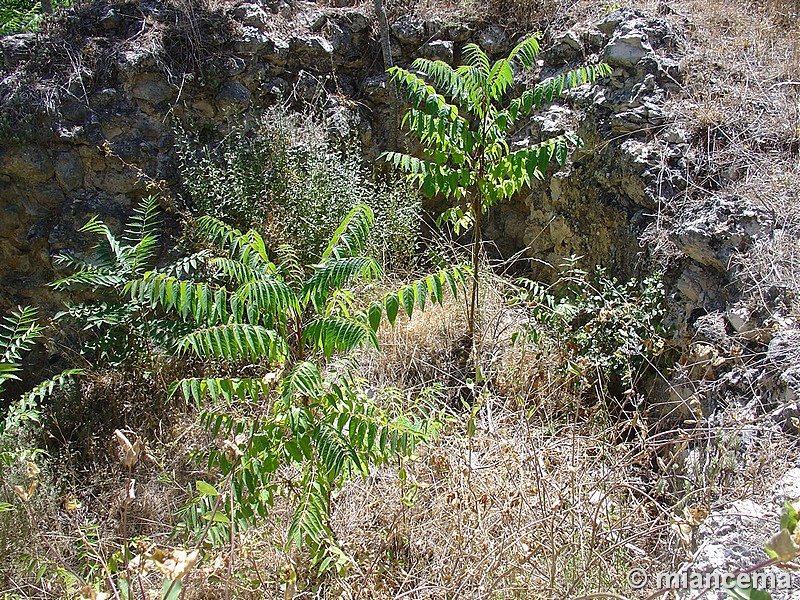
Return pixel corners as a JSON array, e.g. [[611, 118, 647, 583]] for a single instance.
[[0, 1, 782, 360]]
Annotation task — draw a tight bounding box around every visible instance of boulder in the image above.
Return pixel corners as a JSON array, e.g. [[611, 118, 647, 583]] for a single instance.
[[55, 152, 84, 192], [0, 147, 54, 184], [604, 32, 652, 68], [391, 16, 425, 45], [216, 80, 251, 111], [0, 33, 36, 68], [672, 197, 773, 273], [476, 26, 508, 54], [420, 40, 453, 63], [290, 35, 335, 64]]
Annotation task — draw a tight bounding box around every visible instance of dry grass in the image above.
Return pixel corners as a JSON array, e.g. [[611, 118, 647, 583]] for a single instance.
[[3, 270, 797, 599]]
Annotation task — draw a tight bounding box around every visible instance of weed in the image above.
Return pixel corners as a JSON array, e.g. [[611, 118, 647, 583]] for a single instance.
[[175, 106, 422, 270]]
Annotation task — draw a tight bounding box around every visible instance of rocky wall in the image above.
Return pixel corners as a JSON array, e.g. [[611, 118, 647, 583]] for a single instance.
[[0, 2, 791, 405]]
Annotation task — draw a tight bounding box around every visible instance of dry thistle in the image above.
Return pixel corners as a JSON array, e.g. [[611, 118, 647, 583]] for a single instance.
[[114, 429, 143, 469]]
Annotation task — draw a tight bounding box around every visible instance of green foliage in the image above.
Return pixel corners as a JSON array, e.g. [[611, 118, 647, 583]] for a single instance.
[[0, 307, 42, 397], [175, 107, 422, 269], [386, 35, 610, 333], [50, 196, 195, 364], [56, 198, 467, 573], [0, 306, 83, 453], [512, 262, 668, 397], [0, 0, 72, 35], [147, 205, 467, 570]]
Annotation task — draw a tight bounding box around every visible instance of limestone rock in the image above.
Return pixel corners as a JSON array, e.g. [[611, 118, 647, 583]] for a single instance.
[[604, 32, 652, 68], [0, 33, 36, 68], [131, 75, 174, 105], [290, 35, 334, 64], [672, 197, 772, 273], [216, 80, 251, 111], [341, 11, 368, 33], [0, 147, 54, 184], [231, 2, 270, 29], [391, 16, 425, 45], [420, 40, 453, 63], [361, 74, 389, 104], [55, 152, 84, 192], [476, 26, 507, 54], [682, 469, 800, 600]]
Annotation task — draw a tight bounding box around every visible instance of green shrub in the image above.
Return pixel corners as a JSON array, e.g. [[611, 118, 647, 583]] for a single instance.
[[52, 198, 469, 577], [0, 0, 72, 35], [174, 106, 422, 270], [385, 35, 610, 335], [512, 262, 669, 399]]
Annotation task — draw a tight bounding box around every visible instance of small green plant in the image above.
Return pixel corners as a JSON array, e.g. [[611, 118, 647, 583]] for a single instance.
[[0, 306, 82, 461], [55, 199, 469, 577], [512, 262, 668, 398], [0, 0, 71, 35], [125, 204, 468, 573], [0, 306, 82, 594], [385, 35, 610, 336], [51, 195, 196, 365]]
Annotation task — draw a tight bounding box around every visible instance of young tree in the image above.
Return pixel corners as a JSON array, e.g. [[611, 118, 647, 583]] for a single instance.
[[385, 35, 611, 337]]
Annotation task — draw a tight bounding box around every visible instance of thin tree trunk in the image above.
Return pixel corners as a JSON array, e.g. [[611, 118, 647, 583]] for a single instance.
[[41, 0, 53, 14], [468, 195, 481, 339], [373, 0, 393, 69]]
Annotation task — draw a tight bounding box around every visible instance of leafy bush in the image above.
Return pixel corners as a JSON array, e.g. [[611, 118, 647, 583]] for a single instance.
[[0, 0, 72, 35], [175, 106, 422, 270], [50, 196, 196, 366], [53, 198, 469, 577], [512, 262, 669, 399], [386, 35, 610, 334]]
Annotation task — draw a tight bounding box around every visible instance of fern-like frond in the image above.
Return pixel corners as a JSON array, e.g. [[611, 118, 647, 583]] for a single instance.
[[386, 67, 460, 119], [123, 196, 161, 274], [462, 43, 491, 76], [509, 64, 611, 119], [50, 268, 126, 292], [287, 475, 331, 549], [0, 306, 41, 365], [232, 277, 300, 325], [171, 376, 272, 407], [280, 361, 325, 405], [177, 324, 288, 363], [196, 216, 273, 270], [21, 368, 84, 405], [409, 58, 467, 102], [275, 244, 306, 284], [314, 422, 365, 477], [488, 58, 514, 101], [507, 34, 541, 70], [161, 250, 213, 278], [377, 265, 470, 327], [80, 216, 129, 270], [302, 317, 374, 358], [302, 257, 382, 311], [212, 257, 265, 286], [321, 204, 375, 260], [128, 273, 229, 324]]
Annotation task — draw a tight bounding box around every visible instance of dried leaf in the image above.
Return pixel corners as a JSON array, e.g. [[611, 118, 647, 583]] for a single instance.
[[114, 429, 142, 469], [765, 529, 800, 561], [64, 494, 81, 512]]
